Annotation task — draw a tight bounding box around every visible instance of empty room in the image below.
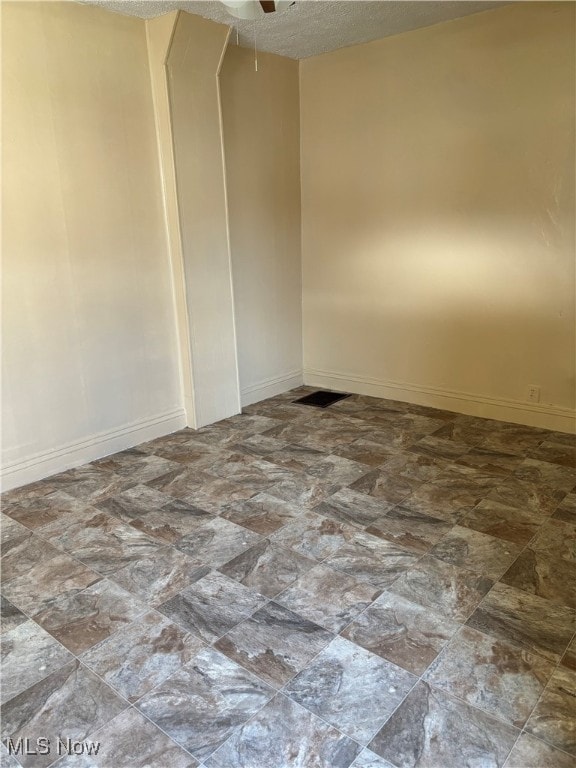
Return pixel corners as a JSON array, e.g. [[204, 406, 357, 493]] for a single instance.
[[1, 0, 575, 766]]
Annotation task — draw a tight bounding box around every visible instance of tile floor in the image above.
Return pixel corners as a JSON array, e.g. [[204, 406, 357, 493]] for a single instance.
[[1, 387, 575, 768]]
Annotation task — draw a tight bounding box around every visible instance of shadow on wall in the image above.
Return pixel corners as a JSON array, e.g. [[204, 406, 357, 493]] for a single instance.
[[304, 204, 575, 411], [301, 2, 575, 418]]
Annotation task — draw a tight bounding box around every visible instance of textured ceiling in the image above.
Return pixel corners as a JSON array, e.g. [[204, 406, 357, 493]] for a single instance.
[[82, 0, 509, 59]]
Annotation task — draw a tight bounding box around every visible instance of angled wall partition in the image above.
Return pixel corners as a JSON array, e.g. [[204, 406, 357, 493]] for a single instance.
[[147, 11, 241, 429]]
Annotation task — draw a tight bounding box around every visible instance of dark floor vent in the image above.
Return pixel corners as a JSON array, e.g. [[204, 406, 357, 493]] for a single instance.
[[293, 390, 351, 408]]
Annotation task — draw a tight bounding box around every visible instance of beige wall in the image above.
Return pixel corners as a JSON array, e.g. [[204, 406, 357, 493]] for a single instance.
[[166, 12, 241, 428], [220, 46, 302, 405], [2, 2, 183, 488], [300, 2, 575, 431], [146, 12, 196, 426]]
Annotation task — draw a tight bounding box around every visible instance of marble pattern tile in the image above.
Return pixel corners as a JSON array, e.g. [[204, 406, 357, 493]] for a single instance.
[[276, 563, 380, 632], [332, 439, 396, 467], [455, 446, 523, 475], [431, 418, 488, 447], [231, 433, 290, 459], [323, 531, 418, 589], [1, 534, 59, 583], [218, 539, 315, 598], [94, 453, 180, 483], [486, 476, 566, 515], [400, 413, 447, 434], [139, 429, 197, 453], [1, 477, 57, 505], [174, 517, 261, 568], [503, 733, 575, 768], [342, 591, 459, 675], [32, 579, 148, 655], [349, 468, 419, 506], [128, 499, 215, 543], [389, 554, 493, 622], [0, 661, 128, 768], [429, 525, 523, 579], [48, 465, 133, 503], [466, 582, 576, 662], [459, 499, 545, 545], [529, 440, 576, 468], [525, 666, 576, 755], [158, 570, 267, 643], [1, 620, 74, 704], [499, 548, 576, 608], [350, 750, 396, 768], [408, 435, 471, 461], [41, 510, 163, 576], [547, 431, 576, 446], [561, 635, 576, 671], [479, 424, 548, 455], [5, 389, 576, 768], [267, 473, 335, 509], [513, 458, 576, 492], [135, 647, 274, 762], [1, 491, 92, 531], [182, 477, 266, 513], [1, 513, 31, 547], [243, 402, 304, 422], [214, 602, 333, 687], [368, 681, 518, 768], [360, 423, 424, 451], [204, 693, 361, 768], [143, 431, 223, 461], [402, 470, 491, 522], [2, 553, 102, 615], [270, 511, 358, 560], [0, 743, 21, 768], [285, 636, 416, 744], [51, 708, 199, 767], [220, 493, 302, 535], [110, 546, 204, 605], [80, 611, 204, 702], [315, 488, 393, 528], [275, 426, 365, 455], [305, 454, 371, 486], [206, 453, 292, 487], [146, 466, 214, 501], [198, 413, 282, 443], [95, 483, 173, 523], [0, 596, 27, 635], [554, 492, 576, 524], [262, 443, 326, 472], [528, 519, 576, 561], [366, 505, 452, 553], [424, 625, 554, 727]]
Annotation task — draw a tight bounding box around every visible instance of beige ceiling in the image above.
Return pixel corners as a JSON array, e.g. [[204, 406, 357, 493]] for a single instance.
[[83, 0, 509, 59]]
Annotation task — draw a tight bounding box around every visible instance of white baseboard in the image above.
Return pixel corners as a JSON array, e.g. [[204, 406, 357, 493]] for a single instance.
[[1, 408, 187, 492], [241, 370, 304, 407], [304, 368, 576, 434]]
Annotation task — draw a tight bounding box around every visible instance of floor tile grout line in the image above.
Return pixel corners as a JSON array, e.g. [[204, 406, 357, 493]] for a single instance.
[[0, 590, 560, 768], [513, 625, 576, 756], [333, 586, 532, 748], [202, 688, 366, 768], [327, 540, 574, 709], [7, 417, 572, 710], [276, 637, 421, 753], [1, 596, 218, 768], [2, 394, 574, 768], [1, 594, 198, 768], [417, 625, 549, 733]]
